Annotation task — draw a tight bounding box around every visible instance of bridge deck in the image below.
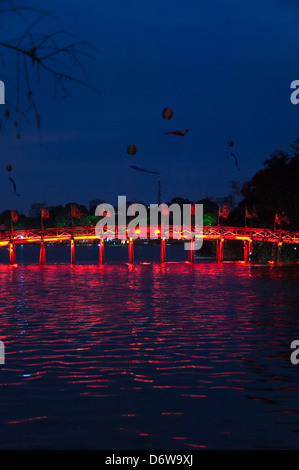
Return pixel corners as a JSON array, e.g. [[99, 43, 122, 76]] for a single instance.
[[0, 225, 299, 246]]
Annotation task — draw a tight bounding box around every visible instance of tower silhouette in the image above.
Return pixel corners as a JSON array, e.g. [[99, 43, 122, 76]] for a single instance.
[[158, 179, 161, 205]]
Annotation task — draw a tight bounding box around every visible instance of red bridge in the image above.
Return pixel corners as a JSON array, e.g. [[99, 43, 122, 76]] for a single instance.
[[1, 225, 299, 265]]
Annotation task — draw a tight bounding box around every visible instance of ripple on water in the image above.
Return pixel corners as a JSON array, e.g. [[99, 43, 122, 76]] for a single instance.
[[0, 253, 299, 449]]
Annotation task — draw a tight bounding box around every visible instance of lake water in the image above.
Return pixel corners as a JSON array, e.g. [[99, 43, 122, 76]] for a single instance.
[[0, 244, 299, 450]]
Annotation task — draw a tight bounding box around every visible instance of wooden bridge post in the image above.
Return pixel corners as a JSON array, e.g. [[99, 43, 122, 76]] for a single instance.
[[244, 240, 249, 262], [128, 238, 134, 263], [277, 242, 283, 262], [9, 242, 16, 265], [99, 239, 105, 265], [271, 243, 277, 263], [161, 238, 166, 263], [216, 239, 224, 262], [71, 238, 75, 265], [39, 241, 45, 265], [249, 240, 253, 258], [188, 238, 195, 263]]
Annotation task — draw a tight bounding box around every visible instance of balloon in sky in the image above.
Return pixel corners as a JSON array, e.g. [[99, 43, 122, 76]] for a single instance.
[[5, 165, 13, 172], [228, 140, 235, 147], [162, 107, 174, 120], [127, 144, 137, 155]]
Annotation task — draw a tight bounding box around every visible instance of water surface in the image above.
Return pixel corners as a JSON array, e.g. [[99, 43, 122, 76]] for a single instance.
[[0, 245, 299, 449]]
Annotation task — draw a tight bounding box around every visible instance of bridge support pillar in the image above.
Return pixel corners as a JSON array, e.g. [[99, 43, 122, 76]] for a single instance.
[[71, 239, 75, 265], [188, 238, 195, 263], [249, 240, 253, 258], [9, 243, 16, 265], [277, 242, 283, 262], [161, 238, 166, 263], [128, 238, 134, 263], [216, 239, 224, 262], [244, 240, 253, 262], [99, 239, 105, 265], [39, 241, 45, 265], [271, 243, 277, 262]]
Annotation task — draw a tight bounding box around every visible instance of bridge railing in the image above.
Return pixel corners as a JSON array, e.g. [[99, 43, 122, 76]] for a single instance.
[[1, 225, 299, 245]]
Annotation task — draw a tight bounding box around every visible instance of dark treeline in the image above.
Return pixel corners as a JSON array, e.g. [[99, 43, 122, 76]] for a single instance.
[[227, 136, 299, 230], [0, 199, 220, 231], [1, 136, 299, 231], [0, 203, 96, 231]]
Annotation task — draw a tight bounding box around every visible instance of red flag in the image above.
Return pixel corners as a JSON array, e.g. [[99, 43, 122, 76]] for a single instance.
[[71, 204, 82, 219], [190, 203, 196, 215], [218, 206, 223, 217], [245, 207, 252, 219], [161, 204, 170, 216], [280, 211, 290, 224], [41, 207, 50, 219], [222, 204, 230, 219], [275, 213, 281, 225], [11, 209, 18, 223]]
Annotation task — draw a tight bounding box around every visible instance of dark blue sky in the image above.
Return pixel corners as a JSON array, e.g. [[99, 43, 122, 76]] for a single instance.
[[1, 0, 299, 214]]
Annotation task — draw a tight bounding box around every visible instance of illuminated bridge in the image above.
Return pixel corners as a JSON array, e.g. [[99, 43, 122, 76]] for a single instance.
[[1, 225, 299, 265]]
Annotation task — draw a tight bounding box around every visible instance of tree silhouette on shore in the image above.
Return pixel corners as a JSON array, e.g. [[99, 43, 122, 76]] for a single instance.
[[229, 136, 299, 229]]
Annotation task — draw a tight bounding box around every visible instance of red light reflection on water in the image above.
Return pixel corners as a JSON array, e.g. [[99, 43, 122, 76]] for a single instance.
[[0, 261, 299, 449]]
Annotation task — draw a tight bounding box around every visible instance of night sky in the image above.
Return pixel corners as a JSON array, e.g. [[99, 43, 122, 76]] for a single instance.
[[1, 0, 299, 215]]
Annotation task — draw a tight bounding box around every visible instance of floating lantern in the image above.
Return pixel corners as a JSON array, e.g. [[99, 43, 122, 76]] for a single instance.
[[162, 107, 174, 120], [127, 144, 137, 155]]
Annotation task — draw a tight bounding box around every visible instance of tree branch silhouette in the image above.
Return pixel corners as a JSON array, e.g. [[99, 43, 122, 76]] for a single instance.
[[0, 1, 97, 135]]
